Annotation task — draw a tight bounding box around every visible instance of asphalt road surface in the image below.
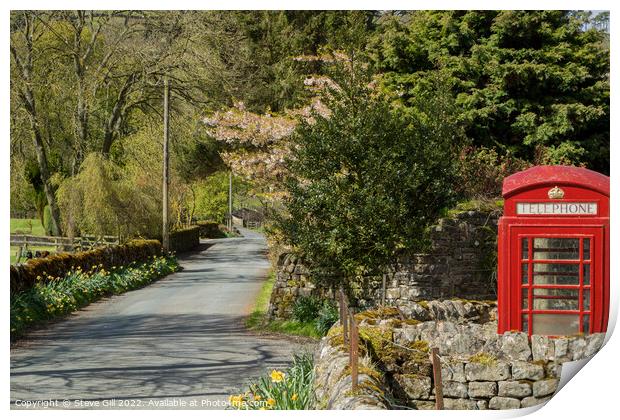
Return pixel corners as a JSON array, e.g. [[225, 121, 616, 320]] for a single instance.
[[11, 228, 313, 409]]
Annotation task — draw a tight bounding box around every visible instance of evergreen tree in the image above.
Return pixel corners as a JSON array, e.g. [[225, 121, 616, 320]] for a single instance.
[[370, 11, 610, 173]]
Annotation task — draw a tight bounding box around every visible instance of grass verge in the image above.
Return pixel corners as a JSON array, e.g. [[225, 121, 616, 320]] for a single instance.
[[10, 255, 178, 340], [246, 272, 322, 339]]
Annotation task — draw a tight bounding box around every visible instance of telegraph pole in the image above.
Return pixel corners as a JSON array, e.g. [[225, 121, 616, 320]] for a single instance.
[[162, 78, 170, 252], [228, 171, 233, 230]]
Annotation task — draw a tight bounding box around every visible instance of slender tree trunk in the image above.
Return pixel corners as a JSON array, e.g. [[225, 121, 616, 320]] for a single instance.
[[10, 13, 63, 237], [26, 105, 63, 237]]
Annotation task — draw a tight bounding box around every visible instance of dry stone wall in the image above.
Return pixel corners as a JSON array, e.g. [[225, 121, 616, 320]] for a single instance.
[[269, 210, 499, 319], [313, 299, 605, 410]]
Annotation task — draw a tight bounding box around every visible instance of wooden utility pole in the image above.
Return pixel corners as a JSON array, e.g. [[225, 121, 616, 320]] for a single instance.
[[162, 78, 170, 252], [228, 171, 233, 230]]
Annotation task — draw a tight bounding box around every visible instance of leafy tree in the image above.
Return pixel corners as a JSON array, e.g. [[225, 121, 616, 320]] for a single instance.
[[193, 172, 250, 223], [370, 11, 610, 173], [277, 65, 463, 286], [218, 11, 378, 113]]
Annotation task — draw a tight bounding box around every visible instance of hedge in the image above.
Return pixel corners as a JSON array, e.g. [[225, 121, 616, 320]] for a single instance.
[[10, 239, 162, 295], [169, 226, 200, 253], [196, 220, 227, 238]]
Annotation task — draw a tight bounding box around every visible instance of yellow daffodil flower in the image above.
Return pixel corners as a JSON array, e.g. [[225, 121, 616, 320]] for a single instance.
[[270, 370, 285, 383]]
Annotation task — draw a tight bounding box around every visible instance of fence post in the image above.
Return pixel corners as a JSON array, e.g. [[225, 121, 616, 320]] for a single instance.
[[339, 288, 348, 344], [350, 310, 359, 392], [430, 347, 444, 410]]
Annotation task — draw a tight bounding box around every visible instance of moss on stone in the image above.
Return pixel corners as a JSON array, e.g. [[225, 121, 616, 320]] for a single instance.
[[403, 319, 421, 326], [453, 297, 497, 306], [444, 199, 503, 217], [469, 352, 497, 366], [355, 306, 402, 321], [407, 340, 430, 353], [417, 300, 430, 310], [386, 319, 404, 328], [344, 379, 386, 398], [359, 325, 393, 358], [339, 365, 384, 384]]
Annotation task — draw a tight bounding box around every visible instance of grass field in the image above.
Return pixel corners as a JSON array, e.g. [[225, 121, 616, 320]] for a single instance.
[[10, 218, 46, 236], [10, 218, 54, 264]]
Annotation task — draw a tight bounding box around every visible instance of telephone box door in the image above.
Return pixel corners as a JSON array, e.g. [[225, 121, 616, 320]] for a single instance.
[[509, 225, 605, 335]]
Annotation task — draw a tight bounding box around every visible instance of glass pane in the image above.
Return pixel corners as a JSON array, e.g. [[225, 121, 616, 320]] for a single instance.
[[583, 264, 590, 285], [533, 288, 579, 310], [533, 263, 579, 285], [583, 314, 590, 333], [532, 313, 580, 335], [522, 238, 529, 259], [583, 289, 591, 311], [522, 263, 529, 284], [522, 315, 529, 333], [533, 238, 579, 260], [583, 239, 590, 260], [522, 288, 529, 309]]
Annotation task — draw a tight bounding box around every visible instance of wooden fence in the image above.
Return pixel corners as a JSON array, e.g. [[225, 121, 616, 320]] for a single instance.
[[10, 234, 120, 262], [337, 288, 444, 409]]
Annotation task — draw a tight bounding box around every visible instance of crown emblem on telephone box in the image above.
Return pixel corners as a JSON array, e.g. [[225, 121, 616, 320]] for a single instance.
[[547, 186, 565, 199]]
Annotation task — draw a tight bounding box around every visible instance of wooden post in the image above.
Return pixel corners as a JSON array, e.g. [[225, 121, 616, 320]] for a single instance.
[[430, 347, 444, 410], [381, 273, 387, 305], [350, 310, 359, 392], [162, 77, 170, 252], [339, 288, 348, 344]]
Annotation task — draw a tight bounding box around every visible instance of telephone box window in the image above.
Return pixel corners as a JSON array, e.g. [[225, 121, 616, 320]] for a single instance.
[[533, 288, 579, 310], [533, 263, 579, 285], [533, 238, 579, 260], [521, 263, 529, 284], [583, 264, 590, 285], [583, 289, 591, 311], [532, 313, 580, 336], [583, 238, 591, 260]]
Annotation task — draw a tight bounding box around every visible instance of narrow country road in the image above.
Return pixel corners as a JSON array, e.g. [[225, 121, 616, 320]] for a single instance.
[[11, 228, 313, 409]]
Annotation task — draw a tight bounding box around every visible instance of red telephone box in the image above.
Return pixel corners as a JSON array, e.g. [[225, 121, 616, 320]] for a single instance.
[[497, 166, 609, 336]]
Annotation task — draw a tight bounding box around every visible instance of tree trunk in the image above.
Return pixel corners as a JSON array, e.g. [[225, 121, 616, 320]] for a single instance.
[[27, 109, 63, 237], [11, 13, 63, 237]]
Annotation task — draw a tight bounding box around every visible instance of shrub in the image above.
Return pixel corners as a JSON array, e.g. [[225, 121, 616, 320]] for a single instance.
[[278, 65, 462, 285], [292, 296, 323, 323], [315, 300, 340, 336], [10, 239, 162, 295], [230, 353, 314, 410], [196, 220, 227, 238], [169, 226, 200, 252], [456, 146, 531, 199]]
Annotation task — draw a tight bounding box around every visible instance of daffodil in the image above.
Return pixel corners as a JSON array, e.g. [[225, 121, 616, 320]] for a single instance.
[[266, 398, 276, 407], [270, 370, 285, 383], [228, 394, 245, 408], [291, 394, 298, 401]]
